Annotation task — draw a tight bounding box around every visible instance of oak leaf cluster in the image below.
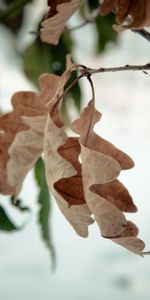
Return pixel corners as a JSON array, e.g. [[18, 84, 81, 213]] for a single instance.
[[0, 56, 149, 255]]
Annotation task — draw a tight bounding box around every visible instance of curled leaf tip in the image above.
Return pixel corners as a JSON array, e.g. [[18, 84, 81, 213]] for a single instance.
[[100, 0, 150, 30]]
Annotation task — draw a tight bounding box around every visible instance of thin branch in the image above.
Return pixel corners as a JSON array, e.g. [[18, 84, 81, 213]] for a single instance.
[[132, 29, 150, 42], [0, 0, 32, 19], [66, 7, 99, 32], [58, 62, 150, 102], [78, 62, 150, 77], [45, 74, 83, 111], [57, 75, 83, 103]]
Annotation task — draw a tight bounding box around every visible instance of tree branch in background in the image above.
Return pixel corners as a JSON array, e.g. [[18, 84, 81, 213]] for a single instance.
[[132, 29, 150, 42]]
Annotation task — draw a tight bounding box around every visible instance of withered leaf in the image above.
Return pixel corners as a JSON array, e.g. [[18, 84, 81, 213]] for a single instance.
[[0, 56, 73, 197], [91, 180, 137, 213], [112, 221, 145, 256], [44, 98, 93, 237], [0, 74, 60, 196], [100, 0, 150, 30], [40, 0, 83, 44], [72, 99, 148, 254]]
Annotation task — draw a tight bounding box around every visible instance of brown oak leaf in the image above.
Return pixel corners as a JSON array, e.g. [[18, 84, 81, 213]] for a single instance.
[[0, 55, 73, 197], [44, 82, 94, 237], [72, 99, 148, 255], [100, 0, 150, 30], [40, 0, 83, 44]]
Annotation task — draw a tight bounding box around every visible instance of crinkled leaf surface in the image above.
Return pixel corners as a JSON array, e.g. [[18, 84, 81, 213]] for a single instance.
[[44, 96, 94, 237], [100, 0, 150, 30], [72, 99, 147, 255]]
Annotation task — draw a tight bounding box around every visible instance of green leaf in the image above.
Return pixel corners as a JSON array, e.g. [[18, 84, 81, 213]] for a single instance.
[[34, 157, 56, 269], [95, 14, 118, 53], [23, 31, 81, 111], [23, 31, 73, 88], [23, 37, 52, 87], [0, 0, 33, 20], [0, 0, 33, 33], [0, 205, 18, 232]]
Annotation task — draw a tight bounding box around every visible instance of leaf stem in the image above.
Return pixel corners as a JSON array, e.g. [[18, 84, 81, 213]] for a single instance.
[[54, 62, 150, 108], [87, 75, 95, 102]]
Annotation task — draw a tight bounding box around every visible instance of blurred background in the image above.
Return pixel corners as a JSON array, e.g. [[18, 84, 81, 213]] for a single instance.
[[0, 1, 150, 299]]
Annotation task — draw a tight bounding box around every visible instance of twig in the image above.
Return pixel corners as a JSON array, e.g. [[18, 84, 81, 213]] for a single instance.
[[132, 29, 150, 42], [66, 7, 99, 32], [0, 0, 32, 19], [78, 62, 150, 77], [57, 75, 83, 103], [56, 62, 150, 104]]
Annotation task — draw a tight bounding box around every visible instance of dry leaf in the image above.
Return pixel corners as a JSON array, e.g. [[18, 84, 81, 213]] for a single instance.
[[0, 55, 73, 197], [44, 115, 93, 237], [44, 60, 94, 236], [40, 0, 83, 44], [0, 52, 149, 255], [91, 180, 137, 213], [100, 0, 150, 30], [0, 52, 93, 236], [0, 74, 60, 196], [44, 84, 94, 237], [72, 99, 148, 254], [112, 221, 145, 256]]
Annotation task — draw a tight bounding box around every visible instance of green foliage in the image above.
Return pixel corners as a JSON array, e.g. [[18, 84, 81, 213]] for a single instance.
[[81, 0, 118, 53], [0, 197, 30, 232], [0, 205, 17, 232], [0, 0, 33, 33], [95, 14, 118, 53], [23, 37, 52, 87], [34, 157, 56, 268], [23, 32, 81, 111]]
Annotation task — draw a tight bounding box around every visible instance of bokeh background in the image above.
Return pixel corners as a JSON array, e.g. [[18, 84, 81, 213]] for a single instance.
[[0, 1, 150, 299]]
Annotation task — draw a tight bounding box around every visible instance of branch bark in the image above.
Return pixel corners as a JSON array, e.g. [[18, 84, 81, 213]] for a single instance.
[[79, 63, 150, 77]]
